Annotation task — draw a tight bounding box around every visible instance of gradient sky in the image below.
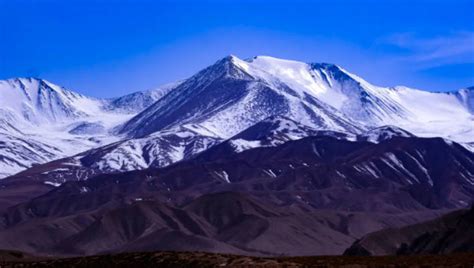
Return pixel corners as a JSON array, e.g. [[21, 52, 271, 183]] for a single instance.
[[1, 0, 473, 97]]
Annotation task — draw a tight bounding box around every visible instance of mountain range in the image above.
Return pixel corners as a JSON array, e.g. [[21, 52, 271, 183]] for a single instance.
[[1, 56, 472, 180], [0, 55, 473, 257]]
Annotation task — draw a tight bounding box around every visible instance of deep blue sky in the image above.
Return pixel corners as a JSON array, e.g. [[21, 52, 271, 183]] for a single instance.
[[1, 0, 473, 97]]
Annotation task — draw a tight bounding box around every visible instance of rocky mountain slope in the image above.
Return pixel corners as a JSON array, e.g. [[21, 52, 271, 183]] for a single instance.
[[345, 206, 474, 256], [0, 188, 446, 256]]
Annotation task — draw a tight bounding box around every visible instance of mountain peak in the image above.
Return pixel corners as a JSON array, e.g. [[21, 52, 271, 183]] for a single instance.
[[118, 54, 473, 144], [2, 77, 75, 98], [0, 77, 105, 126], [223, 54, 240, 61], [188, 55, 253, 82]]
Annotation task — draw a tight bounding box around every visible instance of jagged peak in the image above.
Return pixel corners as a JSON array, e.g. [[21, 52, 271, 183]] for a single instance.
[[2, 77, 73, 96], [224, 54, 240, 61], [214, 54, 243, 64], [185, 55, 253, 82], [3, 77, 62, 88]]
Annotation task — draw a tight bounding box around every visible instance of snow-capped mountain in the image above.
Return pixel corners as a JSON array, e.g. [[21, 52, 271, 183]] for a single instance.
[[120, 56, 474, 144], [0, 78, 180, 178], [85, 55, 471, 179], [0, 78, 105, 125], [119, 56, 363, 138]]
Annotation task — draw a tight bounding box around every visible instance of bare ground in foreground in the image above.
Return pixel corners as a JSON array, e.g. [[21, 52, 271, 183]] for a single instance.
[[1, 251, 474, 267]]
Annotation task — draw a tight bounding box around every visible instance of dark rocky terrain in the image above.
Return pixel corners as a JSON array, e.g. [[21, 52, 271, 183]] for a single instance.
[[3, 133, 473, 212], [0, 190, 446, 257], [0, 132, 472, 257], [346, 206, 474, 256]]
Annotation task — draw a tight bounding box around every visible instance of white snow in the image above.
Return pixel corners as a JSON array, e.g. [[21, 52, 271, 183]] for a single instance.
[[214, 170, 231, 183], [229, 139, 262, 153], [405, 152, 432, 186], [383, 153, 420, 184], [335, 170, 347, 179], [361, 126, 413, 143], [263, 169, 277, 178], [87, 124, 222, 173], [231, 56, 474, 143], [79, 186, 89, 193], [44, 181, 61, 187]]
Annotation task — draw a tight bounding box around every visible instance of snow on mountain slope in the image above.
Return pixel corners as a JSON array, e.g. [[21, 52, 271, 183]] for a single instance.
[[120, 55, 474, 145], [454, 86, 474, 113], [236, 56, 473, 143], [0, 117, 412, 185], [359, 126, 414, 143], [227, 115, 356, 153], [0, 78, 179, 178], [106, 81, 183, 114], [120, 56, 363, 138], [382, 86, 473, 143], [1, 115, 468, 187], [0, 132, 63, 178], [3, 124, 224, 184], [0, 78, 125, 130], [219, 117, 418, 154], [191, 117, 415, 157], [78, 124, 222, 173], [237, 57, 409, 124]]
